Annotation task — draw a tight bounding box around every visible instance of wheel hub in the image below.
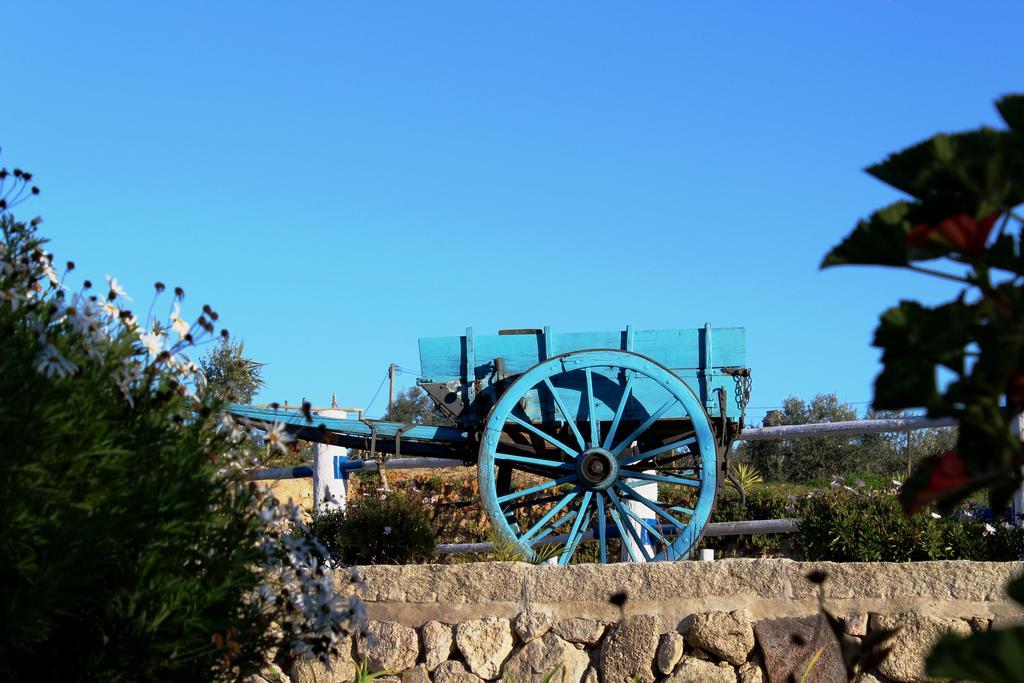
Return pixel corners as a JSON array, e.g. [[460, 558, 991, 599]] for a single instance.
[[576, 447, 619, 490]]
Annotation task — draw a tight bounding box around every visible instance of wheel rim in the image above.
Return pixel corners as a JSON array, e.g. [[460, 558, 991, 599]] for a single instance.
[[477, 349, 718, 564]]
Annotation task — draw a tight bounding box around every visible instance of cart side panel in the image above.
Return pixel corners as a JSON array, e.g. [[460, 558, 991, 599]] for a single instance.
[[419, 327, 745, 381], [419, 326, 746, 421]]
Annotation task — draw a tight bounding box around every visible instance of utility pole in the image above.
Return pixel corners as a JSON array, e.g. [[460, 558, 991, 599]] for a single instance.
[[388, 363, 396, 415]]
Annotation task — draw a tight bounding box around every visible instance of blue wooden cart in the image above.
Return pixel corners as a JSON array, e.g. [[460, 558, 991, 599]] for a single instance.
[[230, 324, 750, 564]]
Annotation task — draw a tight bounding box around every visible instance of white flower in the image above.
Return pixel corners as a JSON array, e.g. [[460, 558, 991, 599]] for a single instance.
[[984, 523, 997, 536], [105, 275, 132, 301], [170, 302, 190, 339], [892, 479, 902, 487], [138, 329, 164, 358], [930, 512, 942, 519], [0, 288, 26, 311], [100, 300, 120, 319], [383, 526, 392, 535], [265, 422, 295, 453], [41, 262, 61, 288], [35, 343, 77, 379]]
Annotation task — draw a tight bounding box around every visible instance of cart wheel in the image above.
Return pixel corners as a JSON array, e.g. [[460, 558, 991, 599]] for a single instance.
[[477, 349, 718, 564]]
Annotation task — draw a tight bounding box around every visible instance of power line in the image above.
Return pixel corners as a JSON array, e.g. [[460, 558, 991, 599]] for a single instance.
[[363, 370, 390, 415]]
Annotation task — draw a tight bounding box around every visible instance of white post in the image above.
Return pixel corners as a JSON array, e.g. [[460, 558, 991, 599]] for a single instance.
[[1012, 414, 1024, 528], [621, 441, 658, 562], [313, 407, 350, 513]]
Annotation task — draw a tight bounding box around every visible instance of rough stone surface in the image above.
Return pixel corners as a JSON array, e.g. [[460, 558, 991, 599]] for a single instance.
[[359, 621, 420, 673], [401, 665, 430, 683], [553, 618, 606, 645], [515, 609, 554, 643], [455, 617, 515, 680], [737, 660, 764, 683], [434, 661, 484, 683], [422, 620, 454, 671], [582, 667, 599, 683], [599, 614, 660, 683], [754, 616, 844, 683], [687, 609, 755, 666], [666, 656, 736, 683], [290, 635, 355, 682], [872, 612, 972, 683], [501, 632, 589, 683], [656, 632, 686, 675], [844, 613, 868, 637]]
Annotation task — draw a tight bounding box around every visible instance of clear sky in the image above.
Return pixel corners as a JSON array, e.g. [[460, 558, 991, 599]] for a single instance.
[[3, 2, 1020, 423]]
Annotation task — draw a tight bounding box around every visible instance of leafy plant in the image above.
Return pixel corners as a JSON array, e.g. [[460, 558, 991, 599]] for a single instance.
[[0, 164, 361, 680], [726, 462, 764, 507], [485, 528, 563, 564], [823, 93, 1024, 680], [311, 492, 437, 565]]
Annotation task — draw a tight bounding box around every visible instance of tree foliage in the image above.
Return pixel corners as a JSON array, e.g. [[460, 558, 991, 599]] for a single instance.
[[383, 386, 453, 426], [200, 336, 264, 404]]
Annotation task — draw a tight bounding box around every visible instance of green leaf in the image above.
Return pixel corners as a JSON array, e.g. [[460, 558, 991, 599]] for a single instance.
[[821, 201, 919, 268], [997, 94, 1024, 133], [871, 299, 972, 409], [988, 231, 1022, 274], [927, 628, 1024, 682], [867, 129, 1021, 214]]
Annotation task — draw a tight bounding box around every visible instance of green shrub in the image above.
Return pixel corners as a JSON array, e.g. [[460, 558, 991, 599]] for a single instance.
[[797, 487, 1024, 562], [0, 168, 361, 680], [312, 492, 437, 565]]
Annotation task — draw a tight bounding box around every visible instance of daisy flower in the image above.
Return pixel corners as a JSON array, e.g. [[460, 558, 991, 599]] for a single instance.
[[35, 343, 77, 379], [138, 329, 165, 358], [105, 275, 132, 301], [265, 422, 295, 453], [170, 302, 190, 339]]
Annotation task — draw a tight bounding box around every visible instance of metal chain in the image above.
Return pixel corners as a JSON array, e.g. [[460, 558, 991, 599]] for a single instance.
[[733, 372, 752, 417]]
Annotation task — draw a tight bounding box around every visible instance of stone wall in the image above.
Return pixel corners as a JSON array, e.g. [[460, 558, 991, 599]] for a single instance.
[[284, 560, 1024, 683]]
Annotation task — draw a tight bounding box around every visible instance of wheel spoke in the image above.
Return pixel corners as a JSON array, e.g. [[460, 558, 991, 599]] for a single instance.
[[520, 492, 578, 545], [584, 368, 600, 447], [596, 493, 608, 563], [496, 474, 577, 504], [508, 414, 579, 458], [543, 378, 586, 451], [620, 436, 698, 466], [531, 506, 579, 546], [616, 480, 688, 532], [669, 505, 695, 516], [611, 398, 678, 457], [559, 492, 593, 566], [608, 505, 640, 563], [602, 371, 635, 450], [495, 451, 573, 471], [609, 489, 676, 559], [607, 490, 653, 562], [617, 469, 701, 487]]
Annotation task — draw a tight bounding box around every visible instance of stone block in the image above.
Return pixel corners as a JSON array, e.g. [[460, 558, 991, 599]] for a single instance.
[[599, 614, 659, 683], [500, 632, 589, 683], [656, 632, 686, 675], [871, 612, 971, 683], [687, 609, 754, 666], [422, 620, 454, 672], [455, 617, 514, 680]]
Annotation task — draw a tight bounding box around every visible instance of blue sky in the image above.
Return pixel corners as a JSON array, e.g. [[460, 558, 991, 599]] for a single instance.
[[3, 2, 1020, 422]]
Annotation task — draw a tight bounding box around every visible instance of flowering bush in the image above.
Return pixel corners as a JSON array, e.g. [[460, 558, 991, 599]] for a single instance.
[[311, 491, 437, 566], [0, 167, 363, 680], [313, 491, 438, 565], [796, 483, 1023, 562], [823, 94, 1024, 681]]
